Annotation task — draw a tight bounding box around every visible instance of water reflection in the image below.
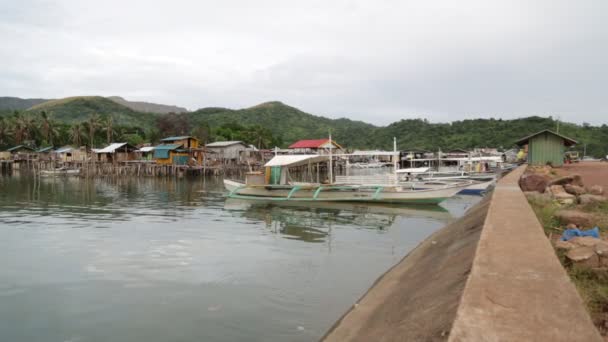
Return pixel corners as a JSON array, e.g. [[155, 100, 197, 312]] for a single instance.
[[0, 173, 480, 342], [223, 199, 453, 243]]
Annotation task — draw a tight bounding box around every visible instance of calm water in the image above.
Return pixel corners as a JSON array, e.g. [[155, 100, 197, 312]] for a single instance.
[[0, 174, 480, 342]]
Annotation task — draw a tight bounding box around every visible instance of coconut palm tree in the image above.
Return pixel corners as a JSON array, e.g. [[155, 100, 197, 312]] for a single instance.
[[87, 114, 101, 148], [69, 123, 86, 147], [10, 111, 26, 144], [0, 117, 10, 145], [39, 111, 59, 145], [104, 116, 114, 144]]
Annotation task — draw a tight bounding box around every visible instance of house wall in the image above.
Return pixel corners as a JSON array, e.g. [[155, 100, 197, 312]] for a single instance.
[[155, 151, 189, 165], [207, 144, 246, 160], [0, 152, 10, 160], [166, 138, 199, 149], [528, 132, 565, 167]]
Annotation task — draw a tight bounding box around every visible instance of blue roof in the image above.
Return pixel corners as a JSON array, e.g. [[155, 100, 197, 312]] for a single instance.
[[154, 144, 182, 150], [160, 136, 193, 141], [37, 146, 54, 153]]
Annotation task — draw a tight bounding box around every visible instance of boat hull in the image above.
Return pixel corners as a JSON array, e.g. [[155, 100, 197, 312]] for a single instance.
[[224, 180, 462, 204]]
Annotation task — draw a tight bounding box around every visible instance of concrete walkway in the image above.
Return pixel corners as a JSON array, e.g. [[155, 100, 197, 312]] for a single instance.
[[324, 165, 602, 341], [449, 165, 601, 341]]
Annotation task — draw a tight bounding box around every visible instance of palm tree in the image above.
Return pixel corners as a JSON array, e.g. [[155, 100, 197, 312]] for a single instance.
[[39, 111, 59, 145], [69, 123, 86, 147], [87, 114, 101, 148], [10, 112, 26, 144], [104, 116, 114, 144], [0, 117, 9, 145]]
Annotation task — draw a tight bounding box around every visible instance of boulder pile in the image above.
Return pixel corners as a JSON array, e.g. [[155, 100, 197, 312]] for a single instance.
[[522, 172, 607, 206], [556, 237, 608, 268]]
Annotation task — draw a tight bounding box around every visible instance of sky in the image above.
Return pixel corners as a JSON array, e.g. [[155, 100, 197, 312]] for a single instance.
[[0, 0, 606, 126]]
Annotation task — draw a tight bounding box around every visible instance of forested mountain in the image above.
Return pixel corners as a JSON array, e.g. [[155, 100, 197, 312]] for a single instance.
[[0, 97, 49, 110], [0, 96, 606, 157], [107, 96, 188, 114]]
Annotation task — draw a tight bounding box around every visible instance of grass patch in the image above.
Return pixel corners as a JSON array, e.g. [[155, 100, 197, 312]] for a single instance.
[[527, 197, 562, 236], [567, 266, 608, 335]]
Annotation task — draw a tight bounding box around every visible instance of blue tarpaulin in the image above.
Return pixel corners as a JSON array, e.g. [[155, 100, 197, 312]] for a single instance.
[[561, 227, 600, 241]]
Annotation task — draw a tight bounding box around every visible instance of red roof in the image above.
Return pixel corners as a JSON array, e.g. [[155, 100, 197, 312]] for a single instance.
[[288, 139, 331, 149]]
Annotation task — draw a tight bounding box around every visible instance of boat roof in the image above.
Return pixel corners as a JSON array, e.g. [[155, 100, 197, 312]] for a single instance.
[[264, 154, 328, 167], [396, 167, 430, 174]]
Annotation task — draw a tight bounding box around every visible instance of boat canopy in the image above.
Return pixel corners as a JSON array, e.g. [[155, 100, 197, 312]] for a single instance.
[[264, 155, 328, 168], [395, 167, 430, 174]]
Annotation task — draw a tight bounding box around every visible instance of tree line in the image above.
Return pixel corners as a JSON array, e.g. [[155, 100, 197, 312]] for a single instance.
[[0, 111, 280, 150]]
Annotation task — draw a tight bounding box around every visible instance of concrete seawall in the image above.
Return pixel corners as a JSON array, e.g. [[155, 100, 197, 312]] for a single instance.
[[323, 165, 602, 341]]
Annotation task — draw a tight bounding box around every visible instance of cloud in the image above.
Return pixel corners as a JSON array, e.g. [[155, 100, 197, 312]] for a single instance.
[[0, 0, 606, 125]]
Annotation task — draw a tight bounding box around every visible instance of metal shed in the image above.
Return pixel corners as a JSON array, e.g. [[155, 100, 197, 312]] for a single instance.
[[515, 129, 577, 167]]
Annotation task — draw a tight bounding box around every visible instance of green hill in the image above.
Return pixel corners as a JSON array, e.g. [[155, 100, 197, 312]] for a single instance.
[[107, 96, 188, 114], [26, 96, 158, 127], [189, 101, 378, 148], [0, 97, 49, 110], [1, 96, 607, 157]]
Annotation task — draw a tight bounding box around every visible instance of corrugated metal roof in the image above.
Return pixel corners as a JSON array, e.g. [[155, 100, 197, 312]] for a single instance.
[[160, 136, 192, 141], [515, 129, 577, 146], [6, 145, 34, 152], [36, 146, 54, 153], [138, 146, 156, 152], [96, 142, 133, 153], [153, 144, 182, 150], [54, 146, 74, 153], [288, 139, 342, 149], [265, 155, 328, 167], [206, 141, 246, 147]]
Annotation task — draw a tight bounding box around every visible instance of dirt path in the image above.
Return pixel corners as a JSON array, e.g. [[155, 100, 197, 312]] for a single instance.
[[559, 162, 608, 189]]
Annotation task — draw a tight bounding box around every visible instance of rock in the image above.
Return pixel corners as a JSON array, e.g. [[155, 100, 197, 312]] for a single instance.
[[548, 185, 576, 204], [547, 174, 584, 187], [566, 246, 600, 267], [589, 185, 604, 196], [595, 242, 608, 267], [564, 184, 586, 196], [566, 223, 578, 229], [594, 241, 608, 255], [519, 173, 550, 192], [579, 194, 608, 205], [569, 236, 601, 247], [555, 210, 594, 228], [555, 240, 576, 250]]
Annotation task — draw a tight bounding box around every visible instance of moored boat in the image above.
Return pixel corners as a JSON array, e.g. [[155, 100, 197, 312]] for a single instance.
[[40, 168, 80, 176], [224, 155, 470, 204]]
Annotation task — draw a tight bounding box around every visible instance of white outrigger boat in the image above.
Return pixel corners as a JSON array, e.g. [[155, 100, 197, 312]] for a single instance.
[[224, 155, 470, 205], [40, 167, 80, 176], [395, 167, 497, 195]]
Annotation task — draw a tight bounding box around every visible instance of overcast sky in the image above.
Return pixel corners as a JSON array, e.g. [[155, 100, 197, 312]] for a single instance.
[[1, 0, 606, 125]]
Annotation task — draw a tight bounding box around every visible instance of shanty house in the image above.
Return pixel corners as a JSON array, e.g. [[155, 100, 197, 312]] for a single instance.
[[153, 144, 190, 165], [206, 141, 248, 160], [515, 129, 577, 167], [96, 142, 138, 163], [5, 145, 35, 160], [159, 136, 199, 149], [136, 146, 155, 160], [54, 146, 87, 162], [288, 139, 342, 154], [36, 146, 54, 161]]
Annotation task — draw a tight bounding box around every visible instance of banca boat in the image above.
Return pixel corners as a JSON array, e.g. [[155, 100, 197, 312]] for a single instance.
[[224, 155, 469, 204]]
